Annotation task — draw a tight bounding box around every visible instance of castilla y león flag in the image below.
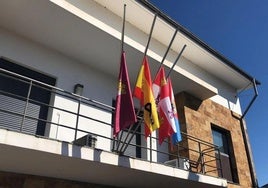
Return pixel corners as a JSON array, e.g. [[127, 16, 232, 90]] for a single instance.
[[114, 51, 137, 137], [153, 67, 176, 144]]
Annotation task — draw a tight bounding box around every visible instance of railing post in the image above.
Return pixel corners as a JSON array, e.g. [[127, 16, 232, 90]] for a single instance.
[[200, 152, 205, 174], [150, 134, 152, 162], [198, 142, 205, 174], [74, 97, 81, 140], [20, 80, 33, 132]]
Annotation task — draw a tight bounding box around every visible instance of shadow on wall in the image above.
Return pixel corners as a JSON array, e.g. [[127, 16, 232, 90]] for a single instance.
[[177, 92, 202, 112], [61, 141, 81, 159], [61, 141, 131, 169]]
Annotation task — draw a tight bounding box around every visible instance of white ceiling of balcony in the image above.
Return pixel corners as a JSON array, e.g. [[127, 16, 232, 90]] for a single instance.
[[0, 0, 253, 100], [92, 0, 254, 89]]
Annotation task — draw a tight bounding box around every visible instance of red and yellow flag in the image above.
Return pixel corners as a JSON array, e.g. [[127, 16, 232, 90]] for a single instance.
[[133, 56, 160, 137]]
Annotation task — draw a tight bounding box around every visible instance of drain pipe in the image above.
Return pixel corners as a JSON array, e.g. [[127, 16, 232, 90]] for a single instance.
[[241, 79, 258, 119], [240, 79, 259, 187]]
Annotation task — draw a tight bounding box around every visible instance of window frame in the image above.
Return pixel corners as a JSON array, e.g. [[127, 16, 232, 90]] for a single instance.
[[211, 124, 239, 183]]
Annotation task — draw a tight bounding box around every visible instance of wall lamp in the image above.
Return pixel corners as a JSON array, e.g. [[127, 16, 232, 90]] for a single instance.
[[74, 84, 84, 96]]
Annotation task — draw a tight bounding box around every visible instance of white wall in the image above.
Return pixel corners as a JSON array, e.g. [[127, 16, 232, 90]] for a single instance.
[[0, 25, 241, 162], [178, 57, 242, 115], [0, 27, 117, 104], [50, 0, 242, 116], [0, 27, 115, 151]]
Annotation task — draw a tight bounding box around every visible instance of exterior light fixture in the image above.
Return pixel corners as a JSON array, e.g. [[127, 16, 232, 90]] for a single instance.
[[74, 84, 84, 96]]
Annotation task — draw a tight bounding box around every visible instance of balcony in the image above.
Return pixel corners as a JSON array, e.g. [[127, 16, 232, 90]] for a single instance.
[[0, 67, 227, 187]]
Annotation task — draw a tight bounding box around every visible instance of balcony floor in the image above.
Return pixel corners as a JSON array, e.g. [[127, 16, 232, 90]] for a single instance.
[[0, 129, 227, 188]]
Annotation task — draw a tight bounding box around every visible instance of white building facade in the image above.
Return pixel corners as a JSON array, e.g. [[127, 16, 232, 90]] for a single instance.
[[0, 0, 259, 187]]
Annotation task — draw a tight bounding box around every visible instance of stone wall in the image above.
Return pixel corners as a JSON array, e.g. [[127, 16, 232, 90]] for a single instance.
[[175, 92, 252, 188]]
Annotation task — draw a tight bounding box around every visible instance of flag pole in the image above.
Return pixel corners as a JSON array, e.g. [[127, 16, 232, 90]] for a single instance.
[[144, 14, 157, 56], [166, 44, 187, 78], [115, 4, 126, 149], [155, 29, 178, 77], [121, 4, 126, 53], [119, 13, 158, 154], [120, 117, 143, 153], [141, 13, 157, 156], [118, 120, 135, 152], [116, 4, 136, 153], [114, 4, 129, 152], [116, 130, 124, 151]]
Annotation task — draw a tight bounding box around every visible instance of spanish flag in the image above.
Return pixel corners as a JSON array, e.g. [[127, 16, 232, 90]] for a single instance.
[[133, 56, 160, 137]]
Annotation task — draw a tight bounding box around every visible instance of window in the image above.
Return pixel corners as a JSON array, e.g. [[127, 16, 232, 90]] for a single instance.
[[212, 129, 228, 154], [212, 125, 239, 183], [0, 58, 56, 135]]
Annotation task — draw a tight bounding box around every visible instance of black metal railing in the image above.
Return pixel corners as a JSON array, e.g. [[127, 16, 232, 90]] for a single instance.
[[0, 67, 222, 178]]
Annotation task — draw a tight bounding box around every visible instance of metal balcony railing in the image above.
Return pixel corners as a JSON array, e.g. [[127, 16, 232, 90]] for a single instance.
[[0, 67, 222, 178]]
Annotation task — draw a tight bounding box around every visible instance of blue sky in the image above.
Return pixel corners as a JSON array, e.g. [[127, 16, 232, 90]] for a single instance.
[[148, 0, 268, 186]]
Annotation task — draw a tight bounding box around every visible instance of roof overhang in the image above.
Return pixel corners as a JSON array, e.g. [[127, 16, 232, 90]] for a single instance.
[[92, 0, 260, 89], [0, 0, 258, 100]]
